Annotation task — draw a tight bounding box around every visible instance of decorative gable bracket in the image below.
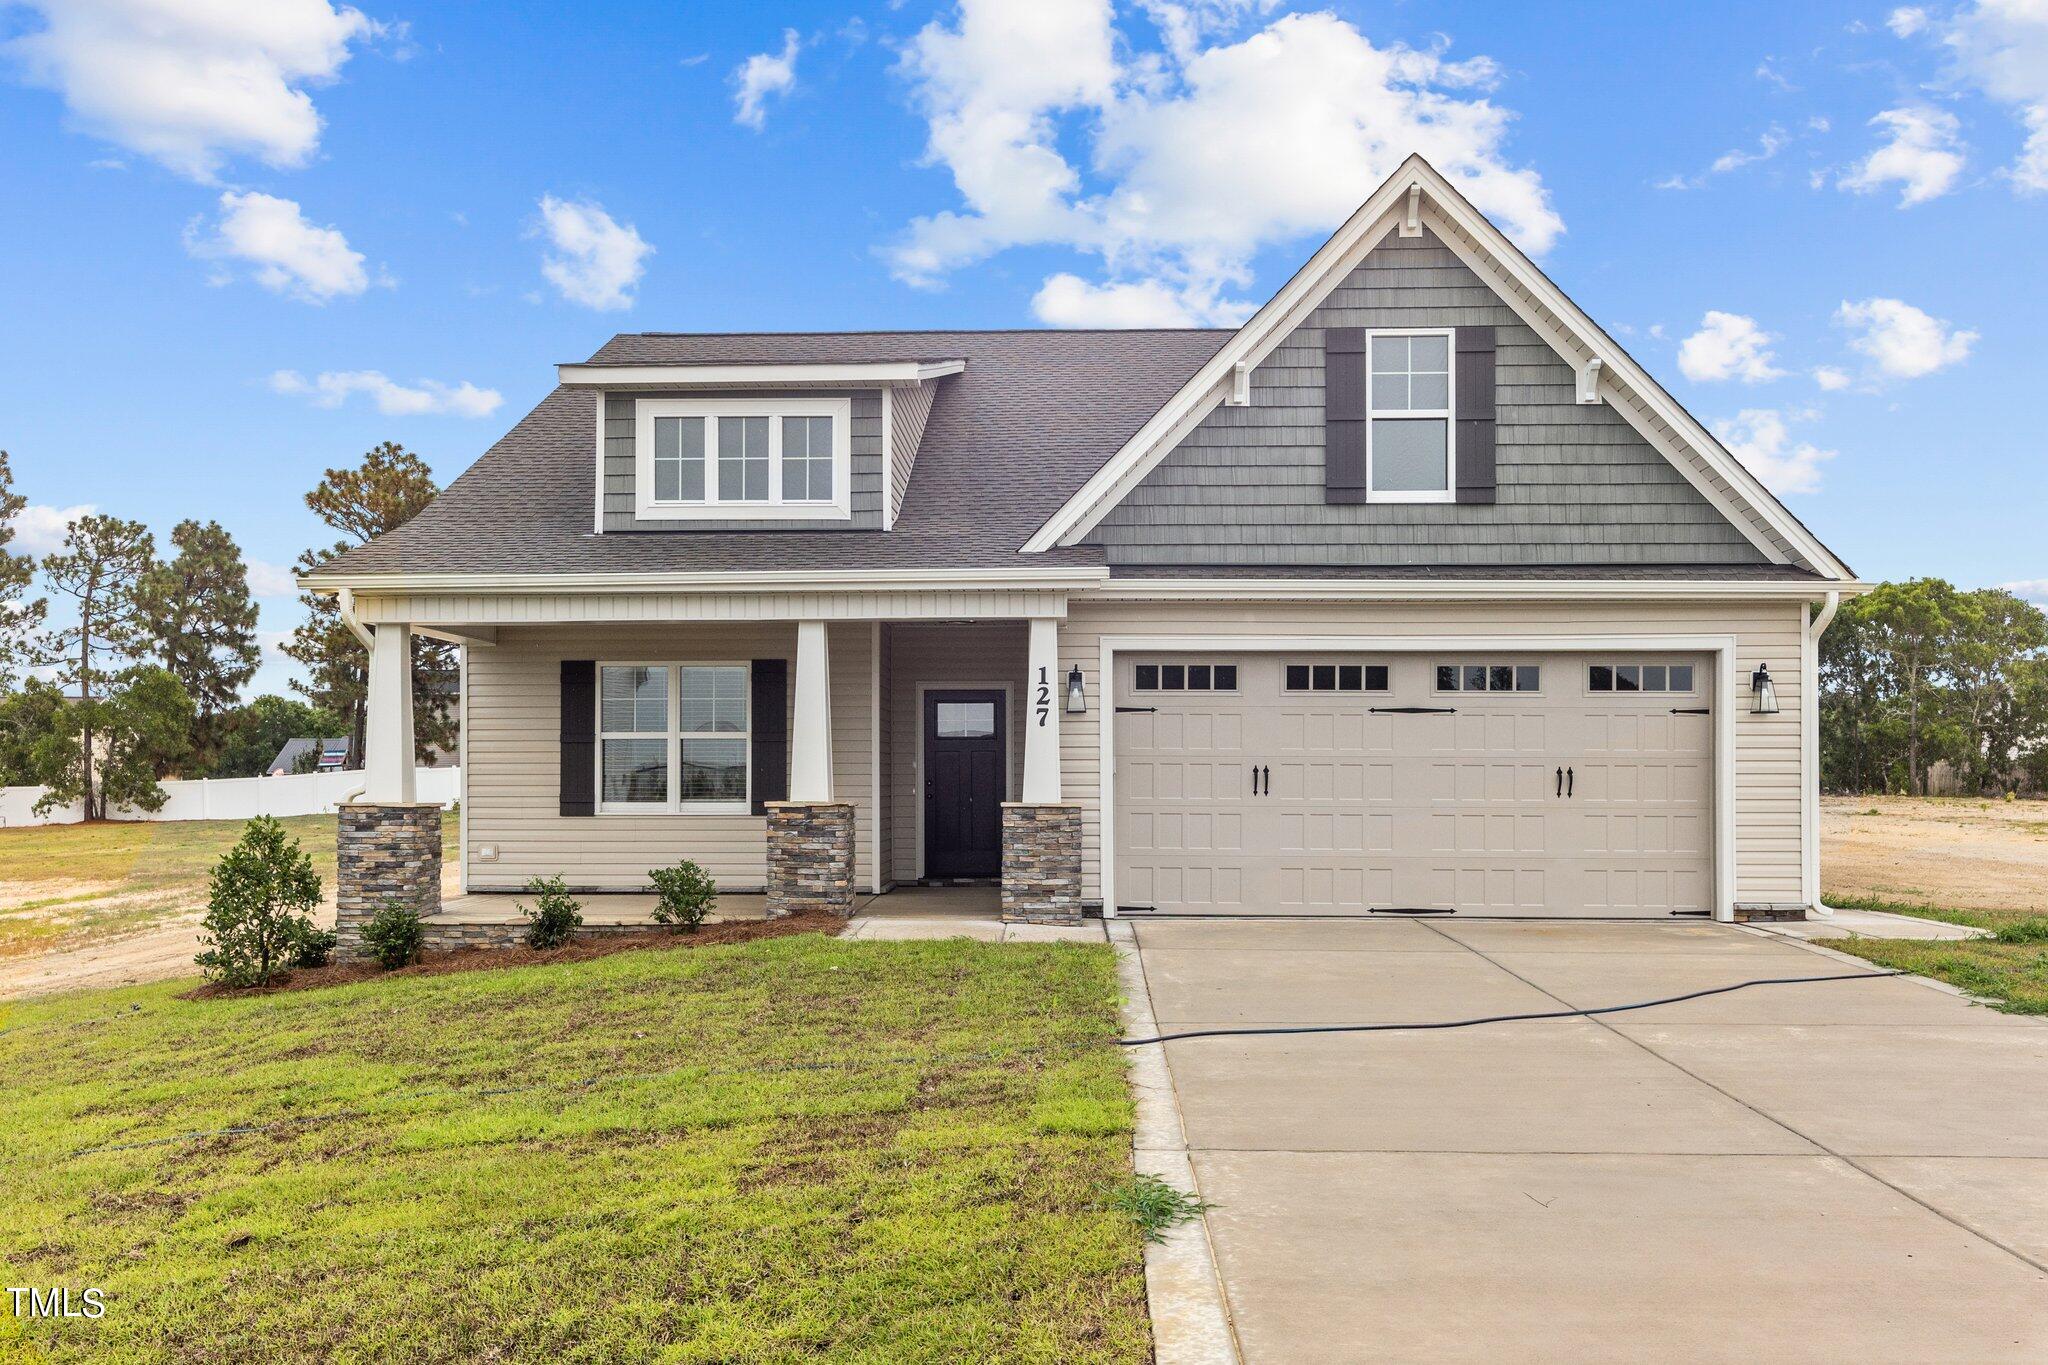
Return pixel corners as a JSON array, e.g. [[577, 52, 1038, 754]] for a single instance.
[[1577, 358, 1604, 406]]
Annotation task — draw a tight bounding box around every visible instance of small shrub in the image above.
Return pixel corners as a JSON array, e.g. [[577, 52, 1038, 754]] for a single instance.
[[291, 927, 338, 969], [195, 816, 323, 987], [1994, 917, 2048, 945], [648, 860, 716, 933], [519, 875, 584, 949], [1101, 1173, 1213, 1245], [360, 903, 426, 969]]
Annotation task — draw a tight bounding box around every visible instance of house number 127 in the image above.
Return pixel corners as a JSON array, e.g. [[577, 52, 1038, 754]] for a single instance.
[[1035, 666, 1051, 726]]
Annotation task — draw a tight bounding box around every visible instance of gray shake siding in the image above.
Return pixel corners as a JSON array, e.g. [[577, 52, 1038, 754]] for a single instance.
[[1085, 229, 1768, 568], [602, 390, 885, 532]]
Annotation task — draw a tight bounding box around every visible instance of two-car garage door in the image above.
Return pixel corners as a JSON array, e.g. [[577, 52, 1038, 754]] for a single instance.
[[1113, 652, 1713, 918]]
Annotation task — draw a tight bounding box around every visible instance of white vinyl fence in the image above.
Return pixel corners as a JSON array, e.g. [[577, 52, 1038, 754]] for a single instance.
[[0, 766, 459, 829]]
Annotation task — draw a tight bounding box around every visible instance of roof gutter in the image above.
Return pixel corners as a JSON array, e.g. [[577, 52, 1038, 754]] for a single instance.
[[1806, 589, 1842, 918], [335, 588, 375, 650], [300, 564, 1113, 596], [554, 360, 966, 387], [1092, 577, 1871, 603]]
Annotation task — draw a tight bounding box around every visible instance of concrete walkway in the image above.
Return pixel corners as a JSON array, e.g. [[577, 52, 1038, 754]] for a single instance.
[[1127, 917, 2048, 1364], [1758, 905, 1992, 942]]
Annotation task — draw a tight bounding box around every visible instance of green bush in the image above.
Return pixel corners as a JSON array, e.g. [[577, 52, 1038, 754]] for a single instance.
[[291, 927, 338, 969], [519, 876, 584, 949], [648, 860, 716, 933], [360, 903, 426, 969], [195, 816, 323, 987]]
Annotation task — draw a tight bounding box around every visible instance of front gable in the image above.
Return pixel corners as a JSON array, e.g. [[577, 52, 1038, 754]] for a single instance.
[[1084, 228, 1767, 569], [1032, 155, 1853, 582]]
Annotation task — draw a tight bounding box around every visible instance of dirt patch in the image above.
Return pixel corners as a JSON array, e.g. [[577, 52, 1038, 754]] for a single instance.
[[182, 912, 849, 999], [1822, 795, 2048, 913]]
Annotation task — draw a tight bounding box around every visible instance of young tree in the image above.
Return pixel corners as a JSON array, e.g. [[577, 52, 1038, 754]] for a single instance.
[[195, 815, 324, 987], [0, 450, 49, 687], [283, 442, 456, 766], [30, 667, 193, 817], [141, 519, 260, 770], [41, 514, 155, 818]]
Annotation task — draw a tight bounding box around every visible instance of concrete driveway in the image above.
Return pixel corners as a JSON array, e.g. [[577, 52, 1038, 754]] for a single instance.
[[1129, 917, 2048, 1364]]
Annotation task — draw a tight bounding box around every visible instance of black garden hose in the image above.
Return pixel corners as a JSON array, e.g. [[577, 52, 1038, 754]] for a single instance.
[[1119, 970, 1909, 1046]]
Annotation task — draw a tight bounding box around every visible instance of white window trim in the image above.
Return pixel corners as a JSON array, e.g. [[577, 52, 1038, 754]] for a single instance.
[[1365, 326, 1456, 504], [596, 661, 753, 816], [633, 397, 853, 522]]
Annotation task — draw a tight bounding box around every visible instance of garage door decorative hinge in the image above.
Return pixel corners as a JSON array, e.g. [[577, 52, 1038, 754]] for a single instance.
[[1369, 706, 1457, 715], [1115, 705, 1158, 714], [1669, 707, 1710, 715]]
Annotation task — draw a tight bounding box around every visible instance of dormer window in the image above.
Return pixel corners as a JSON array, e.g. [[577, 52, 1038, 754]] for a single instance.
[[634, 397, 852, 521]]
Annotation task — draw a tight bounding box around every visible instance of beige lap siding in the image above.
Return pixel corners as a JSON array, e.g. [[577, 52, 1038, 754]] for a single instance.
[[1056, 598, 1808, 908], [463, 622, 875, 892]]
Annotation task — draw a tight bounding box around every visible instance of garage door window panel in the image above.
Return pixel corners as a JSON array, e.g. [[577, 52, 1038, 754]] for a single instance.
[[1436, 664, 1541, 692]]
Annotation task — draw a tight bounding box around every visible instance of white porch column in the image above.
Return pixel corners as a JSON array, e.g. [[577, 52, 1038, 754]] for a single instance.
[[1022, 616, 1062, 802], [789, 620, 834, 802], [361, 623, 416, 804]]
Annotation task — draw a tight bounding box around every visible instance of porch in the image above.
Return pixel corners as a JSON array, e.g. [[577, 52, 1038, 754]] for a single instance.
[[331, 587, 1095, 959]]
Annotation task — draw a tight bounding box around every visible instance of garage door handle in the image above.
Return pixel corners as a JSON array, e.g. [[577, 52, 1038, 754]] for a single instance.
[[1260, 765, 1271, 795], [1566, 766, 1574, 799], [1370, 706, 1457, 715], [1556, 766, 1563, 797]]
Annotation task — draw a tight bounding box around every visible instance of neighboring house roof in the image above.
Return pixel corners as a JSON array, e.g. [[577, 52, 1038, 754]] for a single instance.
[[1027, 155, 1853, 582], [312, 330, 1231, 580], [269, 737, 351, 773]]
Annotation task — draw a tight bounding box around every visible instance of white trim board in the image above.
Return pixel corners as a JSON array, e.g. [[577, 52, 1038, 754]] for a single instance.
[[557, 360, 965, 387], [1094, 633, 1740, 924], [1024, 154, 1852, 583]]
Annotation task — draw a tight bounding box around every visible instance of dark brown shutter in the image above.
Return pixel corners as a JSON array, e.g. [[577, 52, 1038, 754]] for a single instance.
[[749, 659, 788, 815], [559, 660, 595, 817], [1324, 326, 1369, 504], [1454, 326, 1497, 505]]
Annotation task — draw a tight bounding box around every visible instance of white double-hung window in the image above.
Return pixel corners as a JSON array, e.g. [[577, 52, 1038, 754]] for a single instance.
[[1367, 330, 1454, 502], [635, 397, 852, 520], [598, 663, 751, 814]]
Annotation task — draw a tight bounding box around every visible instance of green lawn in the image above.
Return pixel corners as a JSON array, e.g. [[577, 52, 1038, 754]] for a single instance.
[[1819, 892, 2048, 1015], [0, 933, 1147, 1363], [0, 813, 459, 959]]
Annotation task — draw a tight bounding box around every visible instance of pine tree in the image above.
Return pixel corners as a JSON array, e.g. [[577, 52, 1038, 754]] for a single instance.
[[283, 442, 456, 765], [0, 451, 49, 688], [40, 513, 156, 819], [141, 519, 260, 770]]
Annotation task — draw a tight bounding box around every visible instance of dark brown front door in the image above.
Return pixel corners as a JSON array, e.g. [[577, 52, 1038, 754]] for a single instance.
[[924, 689, 1005, 879]]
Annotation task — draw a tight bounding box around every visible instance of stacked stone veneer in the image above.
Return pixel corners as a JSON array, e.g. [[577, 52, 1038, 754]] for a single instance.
[[766, 801, 856, 918], [335, 803, 443, 960], [1733, 902, 1808, 923], [1001, 803, 1083, 924]]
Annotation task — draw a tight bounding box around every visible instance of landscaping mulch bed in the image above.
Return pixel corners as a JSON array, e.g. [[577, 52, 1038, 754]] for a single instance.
[[183, 911, 847, 999]]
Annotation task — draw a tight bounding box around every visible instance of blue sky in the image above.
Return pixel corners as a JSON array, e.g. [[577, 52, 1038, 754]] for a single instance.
[[2, 0, 2044, 698]]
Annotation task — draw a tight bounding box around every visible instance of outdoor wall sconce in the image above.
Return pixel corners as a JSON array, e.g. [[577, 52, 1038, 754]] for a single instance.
[[1750, 663, 1779, 715], [1065, 665, 1087, 714]]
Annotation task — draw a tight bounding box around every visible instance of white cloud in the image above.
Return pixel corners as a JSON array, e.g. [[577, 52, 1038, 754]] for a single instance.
[[6, 502, 95, 557], [732, 28, 800, 130], [1812, 364, 1852, 391], [1713, 408, 1836, 495], [187, 191, 369, 301], [245, 560, 301, 599], [1660, 126, 1799, 190], [3, 0, 380, 182], [1936, 0, 2048, 193], [892, 2, 1559, 326], [268, 369, 503, 417], [1888, 6, 1930, 37], [1836, 296, 1978, 378], [1031, 272, 1240, 327], [2001, 578, 2048, 606], [534, 195, 652, 311], [1838, 106, 1966, 205], [1677, 311, 1786, 384]]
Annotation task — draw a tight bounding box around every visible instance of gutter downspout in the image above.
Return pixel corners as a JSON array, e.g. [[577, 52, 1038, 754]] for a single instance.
[[335, 589, 375, 805], [1804, 591, 1841, 917]]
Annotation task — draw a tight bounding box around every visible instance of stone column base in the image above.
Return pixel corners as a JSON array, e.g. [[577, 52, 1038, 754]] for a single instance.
[[1002, 802, 1083, 924], [1733, 902, 1808, 923], [766, 801, 856, 918], [336, 802, 444, 959]]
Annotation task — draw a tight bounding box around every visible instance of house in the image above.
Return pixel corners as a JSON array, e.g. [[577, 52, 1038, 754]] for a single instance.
[[302, 156, 1860, 941], [267, 737, 352, 776]]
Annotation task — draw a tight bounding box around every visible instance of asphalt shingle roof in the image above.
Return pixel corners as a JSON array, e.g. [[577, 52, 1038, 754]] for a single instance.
[[317, 329, 1233, 579]]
